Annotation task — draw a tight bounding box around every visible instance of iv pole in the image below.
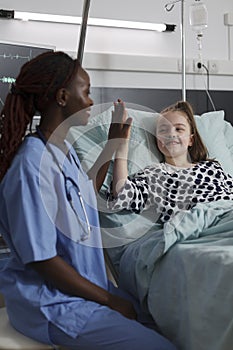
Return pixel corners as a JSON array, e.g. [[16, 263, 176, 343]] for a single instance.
[[165, 0, 186, 101], [78, 0, 186, 99], [77, 0, 91, 64]]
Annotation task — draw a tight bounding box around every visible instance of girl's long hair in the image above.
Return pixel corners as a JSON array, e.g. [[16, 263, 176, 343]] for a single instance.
[[0, 51, 80, 181], [159, 100, 209, 163]]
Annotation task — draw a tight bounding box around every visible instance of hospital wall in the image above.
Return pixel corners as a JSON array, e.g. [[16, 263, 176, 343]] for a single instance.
[[0, 0, 233, 121]]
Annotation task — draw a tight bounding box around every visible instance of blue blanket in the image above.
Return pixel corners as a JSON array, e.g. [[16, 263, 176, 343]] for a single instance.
[[118, 200, 233, 350]]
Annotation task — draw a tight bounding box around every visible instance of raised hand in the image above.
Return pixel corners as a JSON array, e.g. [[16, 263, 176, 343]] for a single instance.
[[108, 99, 132, 142], [88, 99, 132, 192]]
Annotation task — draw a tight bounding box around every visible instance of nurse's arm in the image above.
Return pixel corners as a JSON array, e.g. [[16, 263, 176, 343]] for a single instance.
[[29, 255, 137, 320]]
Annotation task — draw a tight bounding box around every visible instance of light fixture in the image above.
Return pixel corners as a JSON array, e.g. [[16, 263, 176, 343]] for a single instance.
[[0, 11, 176, 33]]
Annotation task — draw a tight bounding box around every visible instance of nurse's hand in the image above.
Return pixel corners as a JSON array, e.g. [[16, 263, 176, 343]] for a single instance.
[[88, 99, 132, 193], [108, 293, 137, 320], [108, 99, 132, 143]]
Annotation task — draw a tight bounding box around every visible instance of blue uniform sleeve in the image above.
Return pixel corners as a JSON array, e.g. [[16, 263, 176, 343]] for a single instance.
[[3, 152, 58, 265]]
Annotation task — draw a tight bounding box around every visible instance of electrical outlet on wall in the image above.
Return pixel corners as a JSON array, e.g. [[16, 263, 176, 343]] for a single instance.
[[193, 59, 208, 73], [208, 60, 219, 74]]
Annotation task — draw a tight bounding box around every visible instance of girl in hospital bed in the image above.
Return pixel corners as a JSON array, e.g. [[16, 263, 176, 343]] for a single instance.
[[108, 100, 233, 223], [0, 51, 176, 350]]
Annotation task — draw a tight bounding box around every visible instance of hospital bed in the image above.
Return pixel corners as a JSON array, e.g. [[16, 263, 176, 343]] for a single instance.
[[70, 105, 233, 350]]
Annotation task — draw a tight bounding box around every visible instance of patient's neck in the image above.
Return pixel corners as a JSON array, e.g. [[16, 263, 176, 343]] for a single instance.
[[165, 155, 193, 168]]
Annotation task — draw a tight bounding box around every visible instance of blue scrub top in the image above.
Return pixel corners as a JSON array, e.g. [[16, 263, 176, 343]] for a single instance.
[[0, 136, 108, 343]]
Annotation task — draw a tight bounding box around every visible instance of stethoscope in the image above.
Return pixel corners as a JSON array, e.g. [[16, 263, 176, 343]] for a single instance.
[[35, 126, 91, 241]]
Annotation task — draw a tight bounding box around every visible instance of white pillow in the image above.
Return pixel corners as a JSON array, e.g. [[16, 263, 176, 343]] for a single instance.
[[69, 106, 161, 180], [194, 110, 233, 176], [224, 120, 233, 158], [124, 109, 233, 176]]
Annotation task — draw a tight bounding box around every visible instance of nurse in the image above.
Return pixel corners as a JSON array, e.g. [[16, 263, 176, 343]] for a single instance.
[[0, 51, 176, 350]]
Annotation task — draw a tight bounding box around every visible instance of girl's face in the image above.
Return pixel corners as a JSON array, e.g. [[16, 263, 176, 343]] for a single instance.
[[156, 111, 193, 163]]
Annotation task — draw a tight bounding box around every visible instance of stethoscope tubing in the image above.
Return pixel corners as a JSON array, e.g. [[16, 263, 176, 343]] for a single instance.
[[35, 126, 91, 241]]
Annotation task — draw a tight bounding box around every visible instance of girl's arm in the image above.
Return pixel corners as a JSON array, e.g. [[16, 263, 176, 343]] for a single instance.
[[112, 139, 130, 198], [87, 99, 132, 192], [29, 255, 137, 320]]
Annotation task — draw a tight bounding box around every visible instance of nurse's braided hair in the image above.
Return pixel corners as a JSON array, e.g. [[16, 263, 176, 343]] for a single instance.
[[0, 51, 80, 182], [160, 100, 209, 163]]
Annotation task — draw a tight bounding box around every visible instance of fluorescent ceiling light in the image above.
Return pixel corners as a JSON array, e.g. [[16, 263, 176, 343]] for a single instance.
[[12, 11, 174, 32]]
